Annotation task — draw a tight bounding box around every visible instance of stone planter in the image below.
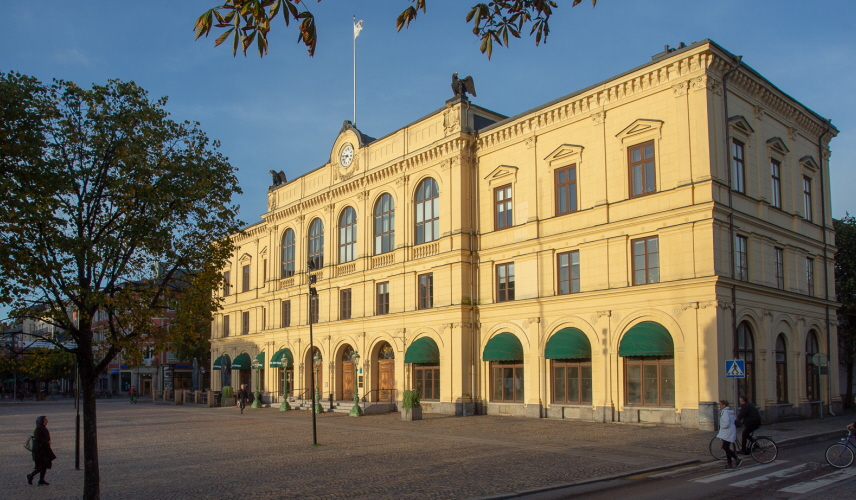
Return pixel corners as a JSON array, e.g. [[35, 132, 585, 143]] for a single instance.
[[223, 397, 236, 408], [401, 407, 422, 421]]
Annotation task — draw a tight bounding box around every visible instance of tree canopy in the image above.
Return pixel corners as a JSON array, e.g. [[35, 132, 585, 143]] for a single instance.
[[835, 215, 856, 408], [0, 71, 242, 499], [195, 0, 598, 59]]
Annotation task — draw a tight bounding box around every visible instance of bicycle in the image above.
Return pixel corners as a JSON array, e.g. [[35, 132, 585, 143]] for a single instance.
[[825, 431, 856, 468], [709, 430, 778, 464]]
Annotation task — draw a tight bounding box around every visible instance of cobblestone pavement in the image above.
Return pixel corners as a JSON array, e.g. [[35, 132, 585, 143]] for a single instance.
[[1, 400, 852, 500]]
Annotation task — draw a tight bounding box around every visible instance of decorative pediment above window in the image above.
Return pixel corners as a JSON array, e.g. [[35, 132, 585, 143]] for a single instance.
[[259, 246, 268, 256], [799, 155, 820, 172], [728, 115, 755, 136], [615, 119, 664, 143], [766, 137, 789, 156], [484, 165, 518, 186], [544, 144, 584, 167], [239, 252, 253, 262]]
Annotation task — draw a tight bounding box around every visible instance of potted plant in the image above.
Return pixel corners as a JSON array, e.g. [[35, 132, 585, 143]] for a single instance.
[[221, 385, 236, 408], [401, 390, 422, 421]]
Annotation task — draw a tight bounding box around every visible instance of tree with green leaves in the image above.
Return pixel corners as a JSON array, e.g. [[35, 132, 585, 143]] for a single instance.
[[835, 215, 856, 409], [0, 72, 242, 500], [195, 0, 598, 59]]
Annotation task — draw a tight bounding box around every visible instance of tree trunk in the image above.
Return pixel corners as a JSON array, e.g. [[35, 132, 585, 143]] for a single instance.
[[78, 349, 101, 500]]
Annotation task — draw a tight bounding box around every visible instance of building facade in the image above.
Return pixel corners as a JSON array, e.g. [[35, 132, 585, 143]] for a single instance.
[[210, 40, 839, 429]]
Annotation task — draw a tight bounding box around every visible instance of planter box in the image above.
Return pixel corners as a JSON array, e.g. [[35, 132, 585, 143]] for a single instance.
[[401, 407, 422, 421], [223, 397, 236, 408]]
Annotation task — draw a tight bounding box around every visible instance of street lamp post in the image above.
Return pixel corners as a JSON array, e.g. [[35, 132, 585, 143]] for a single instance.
[[313, 352, 323, 414], [307, 259, 319, 445], [349, 351, 362, 417]]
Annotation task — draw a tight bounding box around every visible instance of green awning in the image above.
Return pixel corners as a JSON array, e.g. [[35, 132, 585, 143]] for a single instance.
[[483, 332, 524, 362], [252, 352, 265, 370], [270, 349, 293, 369], [404, 337, 440, 364], [212, 355, 224, 370], [545, 328, 591, 360], [619, 322, 674, 357], [231, 352, 252, 369]]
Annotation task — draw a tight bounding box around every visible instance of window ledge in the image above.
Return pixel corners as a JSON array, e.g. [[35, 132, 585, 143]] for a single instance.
[[622, 405, 676, 410]]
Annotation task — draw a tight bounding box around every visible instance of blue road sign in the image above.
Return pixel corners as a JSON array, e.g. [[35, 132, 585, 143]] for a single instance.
[[726, 359, 745, 378]]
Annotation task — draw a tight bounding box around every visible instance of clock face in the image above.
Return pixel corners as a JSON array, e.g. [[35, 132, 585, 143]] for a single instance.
[[340, 144, 354, 167]]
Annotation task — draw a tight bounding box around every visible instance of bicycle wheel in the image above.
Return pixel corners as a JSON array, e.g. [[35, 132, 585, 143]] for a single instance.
[[709, 437, 727, 460], [825, 443, 855, 468], [750, 437, 778, 464]]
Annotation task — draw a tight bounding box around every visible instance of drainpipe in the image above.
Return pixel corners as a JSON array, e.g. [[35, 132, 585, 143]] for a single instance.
[[467, 100, 479, 416], [818, 119, 834, 416], [722, 55, 742, 403]]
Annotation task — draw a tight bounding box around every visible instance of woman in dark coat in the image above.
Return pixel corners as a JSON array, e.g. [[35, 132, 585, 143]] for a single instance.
[[27, 415, 56, 485]]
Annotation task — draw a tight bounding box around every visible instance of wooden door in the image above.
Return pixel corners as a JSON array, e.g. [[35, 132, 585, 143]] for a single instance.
[[342, 361, 354, 400], [379, 360, 395, 401], [141, 379, 152, 396]]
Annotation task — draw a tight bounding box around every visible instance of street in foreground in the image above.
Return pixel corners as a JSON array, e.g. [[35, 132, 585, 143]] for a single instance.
[[0, 401, 852, 500]]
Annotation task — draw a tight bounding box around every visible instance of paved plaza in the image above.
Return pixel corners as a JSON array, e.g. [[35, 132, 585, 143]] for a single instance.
[[1, 400, 851, 500]]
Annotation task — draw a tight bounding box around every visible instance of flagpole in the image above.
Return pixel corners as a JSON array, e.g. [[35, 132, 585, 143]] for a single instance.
[[353, 16, 357, 127]]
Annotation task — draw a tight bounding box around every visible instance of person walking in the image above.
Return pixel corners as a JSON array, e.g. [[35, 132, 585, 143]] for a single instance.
[[237, 384, 249, 414], [717, 400, 742, 470], [26, 415, 56, 486], [736, 395, 762, 455]]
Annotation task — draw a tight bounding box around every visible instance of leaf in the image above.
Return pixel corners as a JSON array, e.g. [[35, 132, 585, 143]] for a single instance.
[[214, 27, 235, 47]]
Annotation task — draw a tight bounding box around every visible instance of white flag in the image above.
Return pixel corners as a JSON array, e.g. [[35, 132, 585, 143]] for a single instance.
[[354, 19, 364, 39]]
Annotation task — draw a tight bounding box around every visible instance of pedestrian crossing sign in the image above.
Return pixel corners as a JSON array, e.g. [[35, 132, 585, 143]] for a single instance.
[[726, 359, 745, 378]]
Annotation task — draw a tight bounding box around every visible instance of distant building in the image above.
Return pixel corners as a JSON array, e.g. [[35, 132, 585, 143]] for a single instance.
[[210, 40, 838, 428]]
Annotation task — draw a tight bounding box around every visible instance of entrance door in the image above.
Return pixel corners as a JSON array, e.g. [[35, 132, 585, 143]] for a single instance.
[[141, 378, 152, 396], [379, 360, 395, 401], [342, 361, 354, 400]]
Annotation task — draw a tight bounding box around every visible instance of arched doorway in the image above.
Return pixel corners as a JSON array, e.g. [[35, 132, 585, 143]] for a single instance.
[[341, 345, 356, 400], [375, 342, 395, 401]]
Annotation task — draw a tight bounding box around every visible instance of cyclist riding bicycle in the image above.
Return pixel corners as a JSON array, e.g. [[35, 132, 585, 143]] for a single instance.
[[129, 386, 138, 404], [736, 395, 762, 455]]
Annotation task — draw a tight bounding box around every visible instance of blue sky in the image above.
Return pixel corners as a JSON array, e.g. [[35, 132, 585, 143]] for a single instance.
[[2, 0, 854, 224]]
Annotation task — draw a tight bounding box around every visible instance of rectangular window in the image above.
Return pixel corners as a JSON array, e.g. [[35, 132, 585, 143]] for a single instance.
[[262, 308, 266, 330], [223, 315, 230, 337], [263, 259, 267, 283], [414, 365, 440, 400], [624, 358, 674, 406], [223, 271, 231, 296], [496, 263, 515, 302], [376, 282, 390, 315], [732, 139, 745, 193], [242, 264, 250, 292], [806, 257, 815, 296], [309, 295, 319, 324], [494, 184, 513, 230], [418, 273, 433, 310], [557, 251, 580, 295], [241, 311, 250, 335], [770, 159, 782, 209], [632, 237, 660, 285], [340, 288, 352, 320], [281, 300, 291, 328], [803, 176, 812, 221], [555, 164, 578, 215], [491, 362, 524, 402], [628, 141, 656, 197], [775, 247, 785, 290], [735, 235, 748, 281], [552, 360, 592, 404]]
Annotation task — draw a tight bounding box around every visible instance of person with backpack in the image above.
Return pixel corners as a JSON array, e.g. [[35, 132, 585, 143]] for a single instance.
[[736, 395, 762, 454], [26, 415, 56, 486], [717, 400, 742, 470]]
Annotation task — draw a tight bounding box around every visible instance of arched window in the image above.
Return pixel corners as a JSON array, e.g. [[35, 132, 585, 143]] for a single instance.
[[374, 193, 395, 255], [775, 334, 788, 403], [308, 218, 324, 269], [736, 322, 755, 404], [414, 178, 439, 245], [281, 229, 295, 278], [806, 330, 821, 401], [338, 207, 357, 264], [619, 322, 675, 407]]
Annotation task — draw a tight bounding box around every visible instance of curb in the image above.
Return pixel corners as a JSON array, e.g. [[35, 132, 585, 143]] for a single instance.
[[776, 429, 848, 447], [471, 459, 701, 500]]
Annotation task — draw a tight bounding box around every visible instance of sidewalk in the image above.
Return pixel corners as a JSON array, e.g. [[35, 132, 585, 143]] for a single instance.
[[0, 402, 852, 500]]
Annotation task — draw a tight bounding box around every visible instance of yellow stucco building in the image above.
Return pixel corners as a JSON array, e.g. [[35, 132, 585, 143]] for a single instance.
[[210, 40, 839, 429]]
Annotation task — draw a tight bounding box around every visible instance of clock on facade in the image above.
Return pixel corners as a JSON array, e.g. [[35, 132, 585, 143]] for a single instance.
[[340, 144, 354, 167]]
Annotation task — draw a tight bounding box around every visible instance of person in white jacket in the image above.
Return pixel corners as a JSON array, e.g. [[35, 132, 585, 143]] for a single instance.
[[717, 400, 742, 470]]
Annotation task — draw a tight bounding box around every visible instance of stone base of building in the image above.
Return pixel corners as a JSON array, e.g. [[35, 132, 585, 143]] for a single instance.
[[618, 407, 681, 425]]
